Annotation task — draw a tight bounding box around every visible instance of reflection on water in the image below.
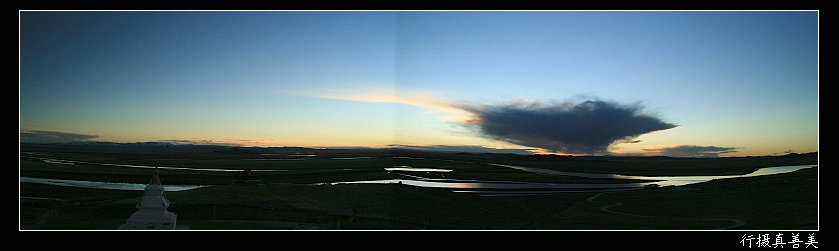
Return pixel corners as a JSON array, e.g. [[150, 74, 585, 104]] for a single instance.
[[489, 164, 816, 188], [324, 178, 645, 194], [488, 163, 636, 179], [20, 154, 816, 196], [328, 164, 817, 196], [285, 154, 317, 157], [385, 166, 453, 172], [332, 157, 376, 160]]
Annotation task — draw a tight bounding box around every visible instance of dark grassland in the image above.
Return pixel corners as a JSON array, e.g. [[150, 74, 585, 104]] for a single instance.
[[19, 144, 818, 230]]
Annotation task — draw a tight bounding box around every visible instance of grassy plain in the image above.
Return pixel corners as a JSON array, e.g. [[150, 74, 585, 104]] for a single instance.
[[19, 144, 818, 230]]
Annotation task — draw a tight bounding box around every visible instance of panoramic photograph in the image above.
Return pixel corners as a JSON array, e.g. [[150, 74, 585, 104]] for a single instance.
[[20, 10, 818, 240]]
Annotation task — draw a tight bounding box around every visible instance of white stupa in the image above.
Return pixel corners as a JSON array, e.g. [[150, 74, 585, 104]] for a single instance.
[[119, 169, 179, 230]]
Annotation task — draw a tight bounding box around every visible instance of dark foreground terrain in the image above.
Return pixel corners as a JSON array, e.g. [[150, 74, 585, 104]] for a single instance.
[[19, 143, 818, 230]]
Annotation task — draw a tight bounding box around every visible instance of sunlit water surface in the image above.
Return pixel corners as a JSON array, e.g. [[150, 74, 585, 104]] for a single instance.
[[19, 155, 815, 196]]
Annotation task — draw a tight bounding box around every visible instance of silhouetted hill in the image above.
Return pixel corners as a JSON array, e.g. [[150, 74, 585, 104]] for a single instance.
[[20, 141, 233, 153], [19, 141, 817, 163], [209, 147, 261, 155]]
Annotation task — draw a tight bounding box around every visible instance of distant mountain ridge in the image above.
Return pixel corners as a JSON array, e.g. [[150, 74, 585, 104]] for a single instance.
[[20, 141, 236, 152], [19, 141, 324, 154], [209, 147, 262, 155], [18, 141, 818, 159]]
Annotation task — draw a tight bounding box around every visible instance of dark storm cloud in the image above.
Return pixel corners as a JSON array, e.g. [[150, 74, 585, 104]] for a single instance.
[[20, 130, 99, 144], [646, 145, 738, 158], [458, 100, 678, 154]]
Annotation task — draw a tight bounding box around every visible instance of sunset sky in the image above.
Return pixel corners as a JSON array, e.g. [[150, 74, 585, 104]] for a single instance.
[[19, 11, 819, 157]]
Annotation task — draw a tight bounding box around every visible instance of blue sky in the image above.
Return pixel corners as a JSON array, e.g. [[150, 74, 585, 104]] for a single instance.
[[19, 11, 819, 157]]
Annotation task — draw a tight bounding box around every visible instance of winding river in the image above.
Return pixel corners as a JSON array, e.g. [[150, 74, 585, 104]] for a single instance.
[[19, 155, 816, 196]]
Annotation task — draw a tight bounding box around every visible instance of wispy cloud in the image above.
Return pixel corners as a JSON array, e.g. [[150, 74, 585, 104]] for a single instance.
[[158, 138, 293, 147], [643, 145, 738, 157], [20, 130, 99, 143], [296, 86, 474, 122]]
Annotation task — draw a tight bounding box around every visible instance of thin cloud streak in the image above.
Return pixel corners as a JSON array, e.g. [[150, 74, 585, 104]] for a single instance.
[[18, 130, 282, 148], [297, 87, 474, 122], [158, 139, 277, 147], [20, 130, 99, 144], [644, 145, 739, 158]]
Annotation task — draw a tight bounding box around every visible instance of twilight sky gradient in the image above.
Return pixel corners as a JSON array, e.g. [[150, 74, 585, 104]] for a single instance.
[[19, 11, 819, 157]]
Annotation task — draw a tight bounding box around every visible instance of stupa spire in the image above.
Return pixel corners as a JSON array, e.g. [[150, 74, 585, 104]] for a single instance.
[[150, 167, 161, 185]]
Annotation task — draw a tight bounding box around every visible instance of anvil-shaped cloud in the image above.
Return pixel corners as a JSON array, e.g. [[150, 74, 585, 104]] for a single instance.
[[457, 100, 679, 154], [303, 88, 679, 155]]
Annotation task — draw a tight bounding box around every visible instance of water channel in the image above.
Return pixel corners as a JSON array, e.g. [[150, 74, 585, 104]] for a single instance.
[[327, 164, 816, 196], [19, 156, 816, 196]]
